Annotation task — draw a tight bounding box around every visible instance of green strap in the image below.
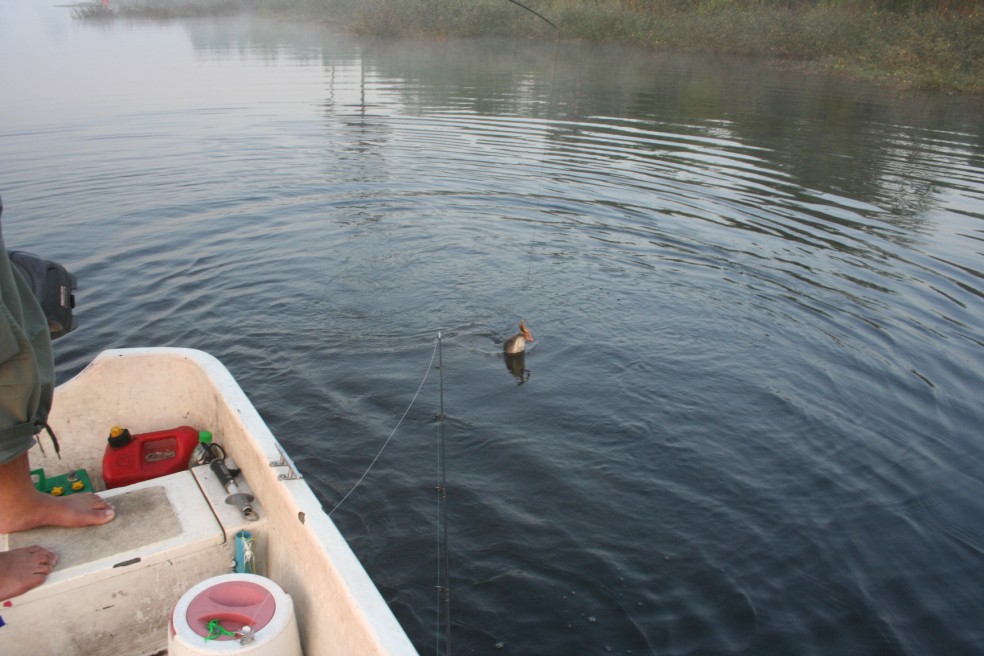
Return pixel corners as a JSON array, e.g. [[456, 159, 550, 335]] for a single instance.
[[205, 619, 238, 642]]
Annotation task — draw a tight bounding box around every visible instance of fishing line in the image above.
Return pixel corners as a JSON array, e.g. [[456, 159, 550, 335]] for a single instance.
[[328, 337, 439, 517], [432, 6, 559, 652], [521, 4, 561, 285], [435, 332, 452, 656]]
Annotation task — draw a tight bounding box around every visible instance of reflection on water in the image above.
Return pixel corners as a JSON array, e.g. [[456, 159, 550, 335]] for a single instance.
[[2, 4, 984, 655], [503, 353, 530, 385]]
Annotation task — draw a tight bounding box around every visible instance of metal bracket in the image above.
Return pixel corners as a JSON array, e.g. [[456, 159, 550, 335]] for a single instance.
[[269, 444, 303, 481]]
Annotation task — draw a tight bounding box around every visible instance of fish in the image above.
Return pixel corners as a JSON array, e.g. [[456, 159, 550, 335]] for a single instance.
[[503, 320, 534, 355]]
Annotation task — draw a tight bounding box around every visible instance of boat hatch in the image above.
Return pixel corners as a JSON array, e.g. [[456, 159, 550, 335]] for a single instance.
[[0, 468, 265, 655]]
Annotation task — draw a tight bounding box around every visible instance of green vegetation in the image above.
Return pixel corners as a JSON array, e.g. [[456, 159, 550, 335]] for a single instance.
[[76, 0, 984, 93], [73, 1, 241, 19]]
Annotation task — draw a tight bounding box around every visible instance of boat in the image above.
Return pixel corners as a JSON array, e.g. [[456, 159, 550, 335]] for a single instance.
[[0, 347, 419, 656]]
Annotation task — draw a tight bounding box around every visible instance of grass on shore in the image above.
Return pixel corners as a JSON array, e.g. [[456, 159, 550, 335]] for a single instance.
[[75, 0, 984, 93]]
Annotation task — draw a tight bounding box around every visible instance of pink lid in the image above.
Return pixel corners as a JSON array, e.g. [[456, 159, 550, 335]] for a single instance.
[[185, 579, 277, 640]]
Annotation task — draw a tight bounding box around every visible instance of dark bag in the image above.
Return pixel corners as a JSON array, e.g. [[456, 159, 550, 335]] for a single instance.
[[7, 250, 78, 340]]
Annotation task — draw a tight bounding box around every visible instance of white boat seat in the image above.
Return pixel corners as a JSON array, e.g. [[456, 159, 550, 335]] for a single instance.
[[0, 470, 235, 656]]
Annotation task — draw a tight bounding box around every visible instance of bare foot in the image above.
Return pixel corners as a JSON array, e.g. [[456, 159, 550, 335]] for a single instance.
[[0, 490, 115, 534], [0, 546, 58, 600], [0, 453, 116, 534]]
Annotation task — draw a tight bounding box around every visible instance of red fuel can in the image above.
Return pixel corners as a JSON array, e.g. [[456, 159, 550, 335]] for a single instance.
[[102, 425, 200, 489]]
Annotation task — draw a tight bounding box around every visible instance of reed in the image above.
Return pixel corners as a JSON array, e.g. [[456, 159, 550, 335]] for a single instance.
[[77, 0, 984, 92], [76, 0, 245, 19], [321, 0, 983, 91]]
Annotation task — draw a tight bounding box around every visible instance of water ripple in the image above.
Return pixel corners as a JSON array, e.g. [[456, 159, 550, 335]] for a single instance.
[[3, 15, 984, 655]]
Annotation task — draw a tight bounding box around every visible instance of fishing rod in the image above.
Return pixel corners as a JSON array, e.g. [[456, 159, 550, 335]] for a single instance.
[[436, 332, 451, 656], [505, 0, 559, 30]]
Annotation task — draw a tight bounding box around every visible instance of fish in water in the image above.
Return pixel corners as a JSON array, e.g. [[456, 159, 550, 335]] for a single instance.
[[503, 320, 534, 355]]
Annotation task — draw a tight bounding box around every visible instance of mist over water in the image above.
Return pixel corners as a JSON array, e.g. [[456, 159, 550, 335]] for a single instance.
[[2, 3, 983, 654]]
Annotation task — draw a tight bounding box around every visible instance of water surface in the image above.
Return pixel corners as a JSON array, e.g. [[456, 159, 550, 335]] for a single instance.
[[2, 3, 983, 654]]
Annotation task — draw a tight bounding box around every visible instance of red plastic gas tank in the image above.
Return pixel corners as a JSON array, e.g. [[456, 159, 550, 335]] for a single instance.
[[102, 425, 200, 489]]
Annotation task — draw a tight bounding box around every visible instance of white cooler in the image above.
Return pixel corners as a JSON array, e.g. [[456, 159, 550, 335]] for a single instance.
[[168, 573, 302, 655]]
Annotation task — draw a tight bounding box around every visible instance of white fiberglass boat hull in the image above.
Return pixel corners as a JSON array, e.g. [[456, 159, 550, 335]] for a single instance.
[[0, 347, 417, 656]]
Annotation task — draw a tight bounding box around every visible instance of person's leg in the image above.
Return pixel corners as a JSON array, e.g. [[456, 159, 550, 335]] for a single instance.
[[0, 545, 57, 600], [0, 452, 115, 534]]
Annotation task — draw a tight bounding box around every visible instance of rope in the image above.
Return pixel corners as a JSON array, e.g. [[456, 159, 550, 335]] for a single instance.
[[238, 531, 256, 574], [205, 619, 238, 642], [328, 336, 440, 516]]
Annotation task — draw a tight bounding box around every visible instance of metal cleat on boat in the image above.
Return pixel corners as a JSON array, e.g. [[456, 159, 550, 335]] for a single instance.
[[270, 444, 303, 481]]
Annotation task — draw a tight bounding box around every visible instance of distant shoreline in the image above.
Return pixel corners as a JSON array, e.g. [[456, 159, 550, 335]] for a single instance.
[[75, 0, 983, 94]]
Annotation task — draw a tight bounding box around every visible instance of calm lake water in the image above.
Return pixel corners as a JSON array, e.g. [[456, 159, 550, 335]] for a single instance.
[[3, 2, 984, 654]]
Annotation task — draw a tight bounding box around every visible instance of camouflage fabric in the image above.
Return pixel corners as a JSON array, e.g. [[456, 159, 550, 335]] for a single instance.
[[0, 202, 54, 464]]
